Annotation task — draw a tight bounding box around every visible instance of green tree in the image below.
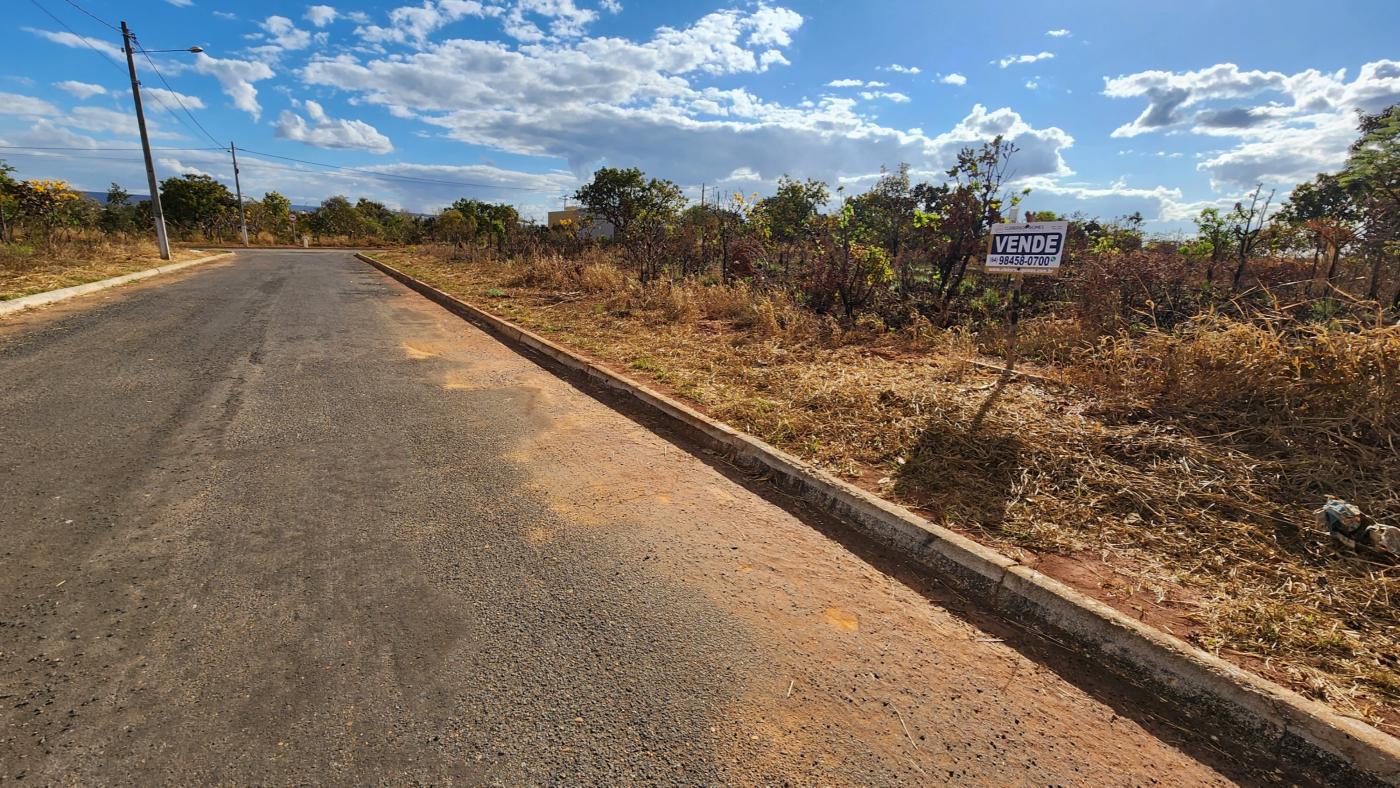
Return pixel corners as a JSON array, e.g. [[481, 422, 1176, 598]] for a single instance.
[[310, 195, 366, 240], [435, 208, 473, 249], [258, 191, 293, 242], [573, 167, 651, 240], [99, 183, 135, 235], [755, 175, 828, 282], [160, 174, 236, 239], [0, 160, 18, 243], [1278, 174, 1360, 293], [1340, 104, 1400, 303], [1193, 207, 1231, 285]]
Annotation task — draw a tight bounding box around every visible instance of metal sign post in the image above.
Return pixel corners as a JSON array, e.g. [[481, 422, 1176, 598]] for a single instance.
[[969, 213, 1070, 432]]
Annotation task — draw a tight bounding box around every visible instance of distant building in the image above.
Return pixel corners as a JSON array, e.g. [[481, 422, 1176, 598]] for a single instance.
[[547, 206, 614, 239]]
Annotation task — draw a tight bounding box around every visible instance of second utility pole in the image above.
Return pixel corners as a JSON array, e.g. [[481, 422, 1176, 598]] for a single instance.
[[230, 142, 248, 246], [120, 20, 171, 261]]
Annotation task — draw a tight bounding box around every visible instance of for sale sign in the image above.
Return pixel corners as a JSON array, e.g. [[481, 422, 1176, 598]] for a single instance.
[[986, 221, 1068, 274]]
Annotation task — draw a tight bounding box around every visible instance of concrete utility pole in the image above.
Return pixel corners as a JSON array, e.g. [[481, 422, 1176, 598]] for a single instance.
[[230, 142, 248, 246], [120, 21, 171, 261]]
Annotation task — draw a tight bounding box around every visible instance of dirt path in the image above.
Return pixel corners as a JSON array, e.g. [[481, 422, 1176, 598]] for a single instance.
[[0, 250, 1282, 783]]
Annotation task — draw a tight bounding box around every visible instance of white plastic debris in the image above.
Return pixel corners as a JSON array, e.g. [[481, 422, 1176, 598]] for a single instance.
[[1315, 499, 1400, 556]]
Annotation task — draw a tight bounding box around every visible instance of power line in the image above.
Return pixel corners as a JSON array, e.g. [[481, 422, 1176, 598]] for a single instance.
[[0, 145, 227, 152], [234, 147, 561, 193], [2, 145, 564, 198], [61, 0, 118, 31], [26, 0, 124, 73], [133, 37, 224, 149]]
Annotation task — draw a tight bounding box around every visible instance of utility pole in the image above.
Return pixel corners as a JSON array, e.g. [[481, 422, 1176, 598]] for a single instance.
[[120, 21, 170, 261], [230, 142, 248, 246]]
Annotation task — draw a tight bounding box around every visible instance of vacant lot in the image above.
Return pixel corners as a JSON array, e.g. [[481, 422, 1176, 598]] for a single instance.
[[376, 246, 1400, 733], [0, 239, 201, 301]]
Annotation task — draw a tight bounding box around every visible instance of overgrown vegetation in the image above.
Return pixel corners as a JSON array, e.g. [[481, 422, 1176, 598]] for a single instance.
[[2, 106, 1397, 728]]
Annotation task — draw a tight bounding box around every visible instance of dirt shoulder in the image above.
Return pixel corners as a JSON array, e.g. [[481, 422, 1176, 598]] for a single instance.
[[0, 241, 204, 301], [374, 248, 1400, 737]]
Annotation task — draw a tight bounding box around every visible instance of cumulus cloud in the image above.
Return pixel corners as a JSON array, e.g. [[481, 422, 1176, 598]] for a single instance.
[[274, 100, 395, 153], [1103, 59, 1400, 189], [1046, 29, 1071, 37], [881, 63, 921, 74], [859, 91, 910, 103], [358, 0, 500, 45], [998, 51, 1054, 68], [193, 53, 276, 120], [0, 92, 59, 117], [53, 81, 108, 99], [305, 4, 339, 27], [827, 78, 886, 88], [938, 73, 967, 86], [300, 5, 1071, 187], [142, 87, 207, 110], [25, 28, 125, 65], [261, 15, 313, 50]]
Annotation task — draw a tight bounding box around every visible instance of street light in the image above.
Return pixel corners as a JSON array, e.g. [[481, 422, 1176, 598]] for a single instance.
[[119, 21, 204, 261]]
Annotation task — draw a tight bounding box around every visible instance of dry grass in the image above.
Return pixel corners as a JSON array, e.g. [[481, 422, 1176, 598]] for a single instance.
[[380, 246, 1399, 731], [0, 237, 203, 301]]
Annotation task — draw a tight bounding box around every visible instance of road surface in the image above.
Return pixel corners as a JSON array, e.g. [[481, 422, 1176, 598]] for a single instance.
[[0, 250, 1266, 783]]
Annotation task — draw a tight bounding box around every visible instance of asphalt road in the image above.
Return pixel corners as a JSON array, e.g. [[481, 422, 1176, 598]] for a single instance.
[[0, 250, 1274, 784]]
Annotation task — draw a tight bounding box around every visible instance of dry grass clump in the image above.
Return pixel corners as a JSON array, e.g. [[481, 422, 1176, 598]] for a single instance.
[[0, 237, 199, 300], [379, 247, 1399, 729], [1071, 315, 1399, 443]]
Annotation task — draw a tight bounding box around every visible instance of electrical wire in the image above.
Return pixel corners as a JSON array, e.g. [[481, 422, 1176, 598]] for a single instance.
[[26, 0, 124, 72], [132, 37, 224, 149], [234, 147, 561, 193], [0, 145, 228, 151], [61, 0, 119, 31]]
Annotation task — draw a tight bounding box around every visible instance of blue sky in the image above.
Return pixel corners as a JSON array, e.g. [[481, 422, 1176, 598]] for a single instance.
[[2, 0, 1397, 228]]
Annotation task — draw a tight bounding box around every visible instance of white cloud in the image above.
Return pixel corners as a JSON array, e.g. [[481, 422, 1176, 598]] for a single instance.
[[193, 53, 276, 120], [274, 100, 395, 153], [301, 5, 1071, 188], [1025, 79, 1039, 90], [142, 87, 207, 110], [261, 15, 313, 50], [998, 51, 1054, 68], [600, 0, 621, 13], [166, 0, 194, 6], [1046, 29, 1071, 37], [25, 28, 125, 65], [0, 92, 59, 117], [358, 0, 500, 45], [305, 5, 339, 27], [53, 81, 108, 99], [748, 5, 803, 47], [1103, 59, 1400, 189], [881, 63, 921, 74], [938, 73, 967, 86], [859, 91, 910, 103]]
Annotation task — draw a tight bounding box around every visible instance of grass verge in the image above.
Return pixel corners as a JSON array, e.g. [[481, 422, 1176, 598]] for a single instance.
[[0, 239, 204, 302]]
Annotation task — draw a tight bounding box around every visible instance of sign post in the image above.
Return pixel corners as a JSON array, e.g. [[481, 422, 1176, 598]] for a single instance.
[[969, 214, 1070, 432]]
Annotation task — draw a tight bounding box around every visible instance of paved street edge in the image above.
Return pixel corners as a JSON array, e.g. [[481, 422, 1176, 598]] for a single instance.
[[355, 252, 1400, 783], [0, 251, 232, 317]]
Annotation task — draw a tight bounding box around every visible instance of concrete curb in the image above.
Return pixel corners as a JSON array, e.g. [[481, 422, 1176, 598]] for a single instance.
[[357, 252, 1400, 785], [0, 251, 233, 317]]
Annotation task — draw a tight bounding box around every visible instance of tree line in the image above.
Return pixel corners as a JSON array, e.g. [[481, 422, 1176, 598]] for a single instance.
[[2, 103, 1396, 317]]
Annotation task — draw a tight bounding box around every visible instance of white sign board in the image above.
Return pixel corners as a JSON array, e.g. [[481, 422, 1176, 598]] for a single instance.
[[986, 221, 1068, 274]]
